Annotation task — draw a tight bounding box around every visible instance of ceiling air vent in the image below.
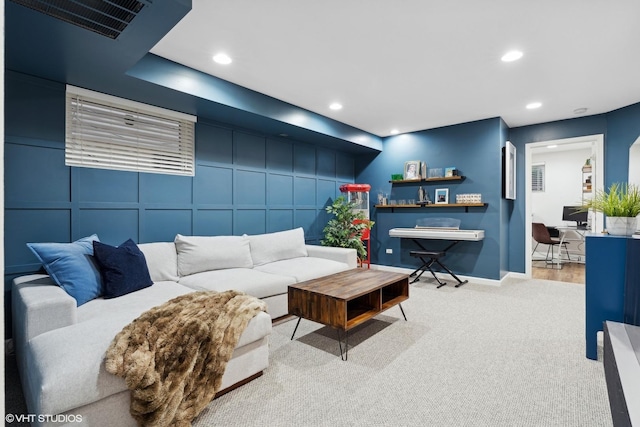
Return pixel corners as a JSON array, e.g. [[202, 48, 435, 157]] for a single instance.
[[10, 0, 148, 39]]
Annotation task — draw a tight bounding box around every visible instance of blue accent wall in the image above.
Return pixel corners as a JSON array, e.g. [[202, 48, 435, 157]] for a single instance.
[[356, 118, 504, 280], [508, 115, 607, 273], [606, 103, 640, 185], [507, 103, 640, 273], [499, 118, 511, 279], [4, 71, 356, 285]]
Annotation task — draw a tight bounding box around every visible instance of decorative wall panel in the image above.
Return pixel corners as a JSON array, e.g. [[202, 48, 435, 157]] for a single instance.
[[140, 173, 193, 204], [196, 125, 232, 164], [5, 143, 70, 203], [4, 73, 356, 283], [268, 209, 294, 233], [235, 209, 266, 235], [267, 139, 293, 172], [235, 132, 266, 168], [76, 209, 139, 245], [294, 144, 316, 175], [5, 209, 71, 272], [194, 210, 233, 236], [236, 170, 266, 205], [295, 177, 316, 206], [143, 210, 192, 243], [317, 149, 336, 178], [76, 168, 139, 203], [268, 174, 294, 205], [194, 165, 232, 205]]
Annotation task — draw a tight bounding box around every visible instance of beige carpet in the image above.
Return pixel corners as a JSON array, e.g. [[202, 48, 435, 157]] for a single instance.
[[194, 277, 612, 427]]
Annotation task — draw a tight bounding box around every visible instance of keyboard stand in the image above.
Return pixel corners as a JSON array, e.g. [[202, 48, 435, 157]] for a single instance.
[[408, 240, 468, 287]]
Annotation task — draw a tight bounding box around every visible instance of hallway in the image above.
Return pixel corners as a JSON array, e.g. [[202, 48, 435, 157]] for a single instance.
[[532, 262, 585, 284]]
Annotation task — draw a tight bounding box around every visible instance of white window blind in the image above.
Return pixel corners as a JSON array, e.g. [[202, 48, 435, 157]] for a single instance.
[[65, 85, 196, 176], [532, 163, 545, 192]]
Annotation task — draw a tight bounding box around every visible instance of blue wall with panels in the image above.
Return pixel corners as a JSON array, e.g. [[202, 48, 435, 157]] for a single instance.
[[6, 69, 639, 330], [4, 71, 355, 287], [355, 118, 504, 280]]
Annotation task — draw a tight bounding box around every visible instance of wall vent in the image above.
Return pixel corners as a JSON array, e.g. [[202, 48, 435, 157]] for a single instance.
[[10, 0, 148, 39]]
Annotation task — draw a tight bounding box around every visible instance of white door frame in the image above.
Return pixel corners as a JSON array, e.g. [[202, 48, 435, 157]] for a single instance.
[[524, 134, 604, 277]]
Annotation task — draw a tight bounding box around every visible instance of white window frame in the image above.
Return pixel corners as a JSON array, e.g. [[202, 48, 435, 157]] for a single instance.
[[532, 163, 545, 192], [65, 85, 196, 176]]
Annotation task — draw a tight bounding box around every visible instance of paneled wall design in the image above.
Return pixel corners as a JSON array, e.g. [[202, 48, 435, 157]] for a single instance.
[[4, 72, 355, 284]]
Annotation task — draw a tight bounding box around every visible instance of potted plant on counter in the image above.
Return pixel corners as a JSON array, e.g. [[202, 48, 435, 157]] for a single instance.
[[322, 196, 374, 261], [582, 183, 640, 236]]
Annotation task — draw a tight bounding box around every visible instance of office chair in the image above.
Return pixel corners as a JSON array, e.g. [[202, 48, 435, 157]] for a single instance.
[[532, 222, 571, 267]]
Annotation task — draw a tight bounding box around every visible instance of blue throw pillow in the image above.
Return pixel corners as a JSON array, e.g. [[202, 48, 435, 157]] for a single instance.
[[27, 234, 102, 306], [92, 239, 153, 299]]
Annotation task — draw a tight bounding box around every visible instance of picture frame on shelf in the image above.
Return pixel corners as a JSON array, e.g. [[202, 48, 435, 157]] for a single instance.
[[445, 167, 457, 177], [404, 160, 421, 180], [435, 188, 449, 204]]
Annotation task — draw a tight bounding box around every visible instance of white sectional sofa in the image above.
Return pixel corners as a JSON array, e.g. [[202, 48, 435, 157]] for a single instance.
[[12, 227, 357, 426]]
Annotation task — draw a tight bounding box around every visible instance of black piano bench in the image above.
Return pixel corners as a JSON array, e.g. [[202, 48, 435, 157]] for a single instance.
[[409, 250, 468, 288]]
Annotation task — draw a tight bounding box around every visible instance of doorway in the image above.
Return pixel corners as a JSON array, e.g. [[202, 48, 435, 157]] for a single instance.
[[524, 134, 604, 281]]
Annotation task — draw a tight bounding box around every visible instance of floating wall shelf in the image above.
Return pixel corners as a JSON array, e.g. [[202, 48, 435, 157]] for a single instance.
[[389, 176, 465, 184], [375, 203, 487, 213]]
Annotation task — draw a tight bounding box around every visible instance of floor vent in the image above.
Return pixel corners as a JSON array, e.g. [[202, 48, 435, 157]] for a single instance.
[[10, 0, 148, 39]]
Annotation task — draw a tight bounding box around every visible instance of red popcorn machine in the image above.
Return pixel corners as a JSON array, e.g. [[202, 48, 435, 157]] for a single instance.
[[339, 184, 372, 268]]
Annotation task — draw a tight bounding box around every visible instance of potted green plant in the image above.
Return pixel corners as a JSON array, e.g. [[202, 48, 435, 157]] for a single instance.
[[321, 196, 374, 260], [582, 182, 640, 236]]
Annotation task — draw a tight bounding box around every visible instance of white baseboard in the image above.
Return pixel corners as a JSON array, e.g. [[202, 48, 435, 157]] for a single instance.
[[503, 271, 527, 280], [370, 264, 503, 286]]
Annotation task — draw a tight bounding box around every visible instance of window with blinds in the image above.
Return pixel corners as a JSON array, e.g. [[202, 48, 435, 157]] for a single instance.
[[532, 163, 545, 192], [65, 85, 196, 176]]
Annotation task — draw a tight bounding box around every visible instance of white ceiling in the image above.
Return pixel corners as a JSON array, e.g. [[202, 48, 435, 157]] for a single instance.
[[151, 0, 640, 137]]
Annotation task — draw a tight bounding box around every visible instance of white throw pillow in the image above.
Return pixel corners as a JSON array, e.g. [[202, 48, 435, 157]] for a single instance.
[[174, 234, 253, 276], [137, 242, 179, 282], [248, 227, 308, 266]]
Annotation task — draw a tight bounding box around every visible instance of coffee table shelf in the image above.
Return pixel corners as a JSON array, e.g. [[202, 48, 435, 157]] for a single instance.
[[382, 282, 409, 309], [289, 269, 409, 359]]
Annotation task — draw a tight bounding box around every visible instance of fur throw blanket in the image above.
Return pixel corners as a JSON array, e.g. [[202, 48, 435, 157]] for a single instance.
[[105, 290, 267, 427]]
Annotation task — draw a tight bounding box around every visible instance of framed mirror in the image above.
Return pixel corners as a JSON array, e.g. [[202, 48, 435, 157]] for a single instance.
[[630, 136, 640, 232], [629, 136, 640, 187]]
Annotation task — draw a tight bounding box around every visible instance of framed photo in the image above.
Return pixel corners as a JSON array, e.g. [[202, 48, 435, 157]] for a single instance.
[[504, 141, 516, 200], [435, 188, 449, 204], [404, 160, 421, 180]]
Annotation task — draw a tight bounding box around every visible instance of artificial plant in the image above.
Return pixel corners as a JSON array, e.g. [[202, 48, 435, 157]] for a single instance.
[[582, 183, 640, 217], [321, 196, 373, 260]]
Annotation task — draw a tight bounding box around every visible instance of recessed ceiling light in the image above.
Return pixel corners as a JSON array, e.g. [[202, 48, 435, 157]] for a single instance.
[[329, 102, 343, 110], [526, 102, 542, 109], [574, 107, 588, 115], [501, 50, 523, 62], [212, 53, 232, 65], [390, 129, 399, 135]]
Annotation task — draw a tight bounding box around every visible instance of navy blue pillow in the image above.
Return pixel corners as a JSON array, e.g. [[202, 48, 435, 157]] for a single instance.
[[93, 239, 153, 299]]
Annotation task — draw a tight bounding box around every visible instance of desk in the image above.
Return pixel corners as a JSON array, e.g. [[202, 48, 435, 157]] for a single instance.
[[554, 226, 588, 263], [389, 228, 484, 287]]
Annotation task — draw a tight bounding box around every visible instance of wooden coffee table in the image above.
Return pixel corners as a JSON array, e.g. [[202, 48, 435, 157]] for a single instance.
[[288, 269, 409, 360]]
